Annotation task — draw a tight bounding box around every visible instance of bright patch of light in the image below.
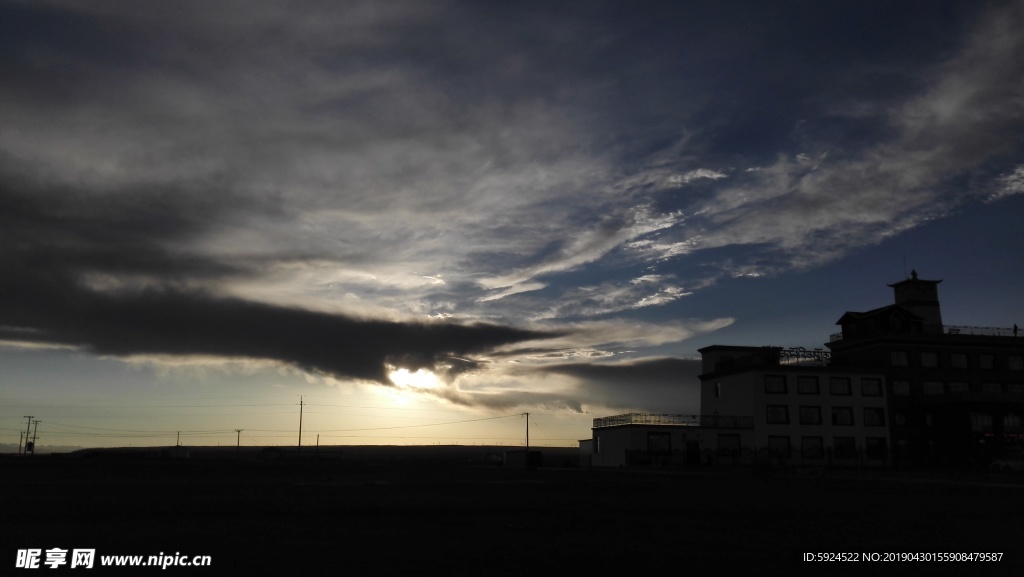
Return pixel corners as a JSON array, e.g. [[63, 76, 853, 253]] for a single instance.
[[388, 368, 442, 390]]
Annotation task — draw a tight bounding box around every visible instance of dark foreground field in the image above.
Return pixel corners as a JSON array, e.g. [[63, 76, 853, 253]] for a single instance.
[[3, 448, 1022, 576]]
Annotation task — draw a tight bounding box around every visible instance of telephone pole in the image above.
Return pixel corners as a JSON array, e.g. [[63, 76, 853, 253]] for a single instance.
[[522, 412, 530, 469], [22, 416, 34, 456], [235, 429, 244, 459], [297, 395, 304, 454], [31, 420, 41, 455]]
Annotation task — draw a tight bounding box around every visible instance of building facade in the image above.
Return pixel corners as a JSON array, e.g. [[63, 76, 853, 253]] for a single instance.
[[586, 272, 1021, 469], [698, 346, 890, 467], [827, 272, 1024, 467]]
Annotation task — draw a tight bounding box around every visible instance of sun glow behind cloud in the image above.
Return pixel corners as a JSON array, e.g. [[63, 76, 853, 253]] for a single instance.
[[388, 368, 443, 391]]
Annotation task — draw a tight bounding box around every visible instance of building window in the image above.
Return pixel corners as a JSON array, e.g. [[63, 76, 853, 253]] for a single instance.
[[1008, 384, 1024, 394], [1009, 356, 1024, 371], [717, 434, 741, 457], [768, 436, 791, 459], [595, 436, 600, 454], [797, 376, 820, 395], [892, 380, 911, 396], [950, 353, 968, 369], [832, 407, 854, 426], [802, 437, 824, 460], [1004, 414, 1022, 434], [833, 437, 856, 460], [982, 383, 1002, 394], [894, 411, 908, 426], [766, 405, 789, 424], [923, 381, 944, 395], [865, 438, 888, 461], [829, 377, 851, 396], [861, 378, 883, 396], [863, 407, 886, 427], [970, 413, 993, 433], [714, 382, 721, 398], [948, 382, 969, 393], [920, 352, 938, 368], [799, 406, 822, 425], [979, 355, 995, 370], [764, 375, 787, 394], [890, 351, 908, 367], [647, 432, 671, 455]]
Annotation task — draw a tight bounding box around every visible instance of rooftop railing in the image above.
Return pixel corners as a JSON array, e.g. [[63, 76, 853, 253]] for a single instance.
[[593, 413, 699, 428], [831, 325, 1018, 342], [943, 325, 1018, 337], [592, 413, 753, 429]]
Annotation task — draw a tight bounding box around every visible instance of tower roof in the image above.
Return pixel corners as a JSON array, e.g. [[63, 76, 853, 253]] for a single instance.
[[887, 269, 942, 288]]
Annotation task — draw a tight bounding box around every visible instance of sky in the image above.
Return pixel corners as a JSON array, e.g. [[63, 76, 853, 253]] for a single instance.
[[2, 0, 1023, 450]]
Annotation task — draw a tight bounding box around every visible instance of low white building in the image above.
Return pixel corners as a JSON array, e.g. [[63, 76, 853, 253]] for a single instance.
[[589, 413, 704, 468]]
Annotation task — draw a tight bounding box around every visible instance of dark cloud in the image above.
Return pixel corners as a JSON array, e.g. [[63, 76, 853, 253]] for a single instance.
[[535, 357, 702, 413], [0, 158, 554, 384], [0, 284, 551, 384]]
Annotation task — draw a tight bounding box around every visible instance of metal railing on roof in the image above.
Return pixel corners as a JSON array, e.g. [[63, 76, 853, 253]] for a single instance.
[[830, 325, 1018, 342], [592, 413, 753, 429], [593, 413, 699, 428], [943, 325, 1018, 337]]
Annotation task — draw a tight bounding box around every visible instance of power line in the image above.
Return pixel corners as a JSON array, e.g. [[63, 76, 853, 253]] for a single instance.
[[312, 413, 521, 433]]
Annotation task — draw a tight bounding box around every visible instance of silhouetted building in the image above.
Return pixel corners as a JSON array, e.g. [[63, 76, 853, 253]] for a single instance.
[[588, 271, 1021, 469], [826, 271, 1024, 467], [698, 346, 890, 467]]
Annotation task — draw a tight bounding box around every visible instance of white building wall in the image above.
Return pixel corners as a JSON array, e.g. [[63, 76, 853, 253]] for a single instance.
[[590, 425, 696, 468], [701, 368, 890, 466]]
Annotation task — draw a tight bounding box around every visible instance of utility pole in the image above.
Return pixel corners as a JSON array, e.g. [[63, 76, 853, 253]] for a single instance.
[[18, 431, 23, 456], [315, 433, 319, 458], [23, 416, 34, 456], [522, 412, 530, 469], [31, 420, 40, 456], [235, 429, 244, 459], [176, 431, 181, 447], [297, 395, 304, 454]]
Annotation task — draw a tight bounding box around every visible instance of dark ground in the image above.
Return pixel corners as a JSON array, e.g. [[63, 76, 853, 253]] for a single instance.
[[2, 447, 1022, 576]]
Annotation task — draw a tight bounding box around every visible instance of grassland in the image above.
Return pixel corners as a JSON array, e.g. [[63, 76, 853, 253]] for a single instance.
[[2, 447, 1021, 576]]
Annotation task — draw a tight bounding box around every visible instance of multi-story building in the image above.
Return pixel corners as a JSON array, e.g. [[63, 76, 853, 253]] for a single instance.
[[697, 346, 890, 467], [585, 271, 1021, 469], [826, 271, 1024, 467]]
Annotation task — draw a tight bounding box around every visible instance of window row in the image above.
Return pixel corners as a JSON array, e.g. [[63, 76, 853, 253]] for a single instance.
[[890, 351, 1024, 370], [891, 412, 1022, 433], [764, 375, 882, 396], [756, 436, 888, 460], [890, 381, 1024, 396], [766, 405, 885, 426]]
